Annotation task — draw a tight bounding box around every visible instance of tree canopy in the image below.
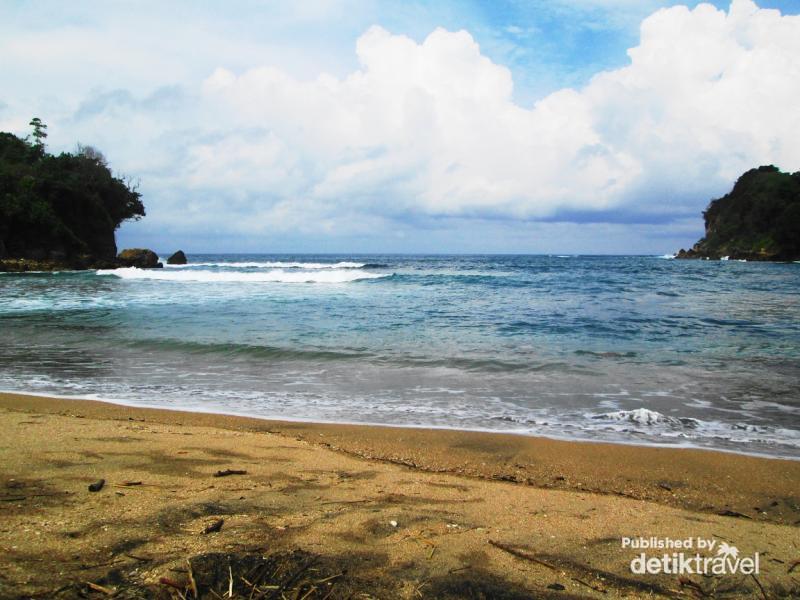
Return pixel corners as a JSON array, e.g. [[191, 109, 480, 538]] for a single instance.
[[678, 165, 800, 260], [0, 121, 145, 264]]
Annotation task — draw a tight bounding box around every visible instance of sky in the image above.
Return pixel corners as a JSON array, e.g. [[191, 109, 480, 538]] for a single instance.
[[1, 0, 799, 254]]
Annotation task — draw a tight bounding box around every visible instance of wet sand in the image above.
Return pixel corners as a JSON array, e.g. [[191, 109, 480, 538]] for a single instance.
[[1, 392, 799, 599]]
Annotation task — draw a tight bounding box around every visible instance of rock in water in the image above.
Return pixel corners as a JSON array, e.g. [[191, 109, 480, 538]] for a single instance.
[[167, 250, 187, 265], [117, 248, 163, 268]]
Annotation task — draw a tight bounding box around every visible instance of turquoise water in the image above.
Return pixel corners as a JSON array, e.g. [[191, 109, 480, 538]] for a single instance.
[[1, 254, 799, 458]]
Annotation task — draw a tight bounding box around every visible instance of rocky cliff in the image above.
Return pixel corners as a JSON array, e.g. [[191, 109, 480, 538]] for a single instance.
[[676, 166, 800, 261], [0, 126, 147, 271]]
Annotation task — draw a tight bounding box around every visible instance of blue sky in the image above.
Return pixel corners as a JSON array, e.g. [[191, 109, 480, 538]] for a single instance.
[[1, 0, 799, 254]]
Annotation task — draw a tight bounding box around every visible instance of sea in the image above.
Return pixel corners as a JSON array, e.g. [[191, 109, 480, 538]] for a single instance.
[[1, 254, 799, 459]]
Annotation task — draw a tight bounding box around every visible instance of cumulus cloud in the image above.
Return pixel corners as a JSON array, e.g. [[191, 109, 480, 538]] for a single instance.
[[200, 25, 640, 220], [189, 0, 799, 229]]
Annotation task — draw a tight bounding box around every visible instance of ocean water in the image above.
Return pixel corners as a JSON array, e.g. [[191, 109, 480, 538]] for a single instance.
[[1, 254, 799, 458]]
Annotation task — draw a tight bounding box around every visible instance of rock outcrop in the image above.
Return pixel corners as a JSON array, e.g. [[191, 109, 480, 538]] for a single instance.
[[676, 166, 800, 261], [117, 248, 163, 269], [167, 250, 187, 265]]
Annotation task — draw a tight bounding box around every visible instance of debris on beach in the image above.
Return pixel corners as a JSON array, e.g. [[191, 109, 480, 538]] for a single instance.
[[213, 469, 247, 478], [143, 551, 349, 599], [88, 479, 105, 492], [717, 509, 752, 519], [202, 518, 224, 534]]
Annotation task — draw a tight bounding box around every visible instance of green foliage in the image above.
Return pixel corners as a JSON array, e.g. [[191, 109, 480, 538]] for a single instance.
[[697, 165, 800, 260], [0, 122, 145, 263], [29, 117, 47, 146]]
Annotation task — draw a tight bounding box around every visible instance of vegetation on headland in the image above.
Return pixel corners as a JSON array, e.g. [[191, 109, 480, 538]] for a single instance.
[[0, 119, 146, 270], [677, 166, 800, 261]]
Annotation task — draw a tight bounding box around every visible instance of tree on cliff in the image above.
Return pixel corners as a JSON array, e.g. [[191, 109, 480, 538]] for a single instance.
[[0, 120, 145, 265], [677, 165, 800, 261], [29, 117, 48, 151]]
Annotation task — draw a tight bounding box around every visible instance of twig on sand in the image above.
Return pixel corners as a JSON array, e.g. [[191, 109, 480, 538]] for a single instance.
[[788, 558, 800, 573], [124, 553, 151, 562], [679, 577, 708, 597], [488, 540, 558, 571], [489, 540, 607, 594], [86, 581, 115, 595], [448, 566, 470, 574], [187, 559, 198, 599], [750, 573, 768, 600], [717, 509, 752, 519], [570, 576, 607, 594], [298, 586, 318, 600]]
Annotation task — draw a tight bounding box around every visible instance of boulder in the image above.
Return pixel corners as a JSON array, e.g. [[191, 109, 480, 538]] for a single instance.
[[117, 248, 163, 269], [167, 250, 187, 265]]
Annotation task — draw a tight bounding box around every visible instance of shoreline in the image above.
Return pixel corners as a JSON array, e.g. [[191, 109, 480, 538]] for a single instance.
[[3, 391, 800, 520], [2, 391, 800, 598], [3, 388, 797, 463]]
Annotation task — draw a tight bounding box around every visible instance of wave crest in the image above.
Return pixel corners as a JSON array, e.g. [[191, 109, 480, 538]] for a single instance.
[[591, 408, 696, 427], [166, 261, 367, 269], [97, 267, 388, 283]]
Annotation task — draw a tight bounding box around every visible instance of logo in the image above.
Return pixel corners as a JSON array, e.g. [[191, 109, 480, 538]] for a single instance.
[[622, 537, 759, 575]]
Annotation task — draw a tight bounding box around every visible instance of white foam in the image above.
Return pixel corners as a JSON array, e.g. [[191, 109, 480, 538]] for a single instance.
[[97, 267, 388, 283], [593, 407, 681, 426], [166, 261, 367, 269], [588, 407, 800, 449]]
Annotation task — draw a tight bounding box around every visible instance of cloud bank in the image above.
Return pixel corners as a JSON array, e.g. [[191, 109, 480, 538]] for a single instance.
[[2, 0, 799, 252]]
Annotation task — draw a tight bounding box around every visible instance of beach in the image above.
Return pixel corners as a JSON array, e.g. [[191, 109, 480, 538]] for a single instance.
[[1, 392, 798, 599], [3, 0, 800, 597]]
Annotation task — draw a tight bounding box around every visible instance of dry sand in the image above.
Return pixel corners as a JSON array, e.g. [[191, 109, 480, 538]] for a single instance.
[[0, 392, 798, 599]]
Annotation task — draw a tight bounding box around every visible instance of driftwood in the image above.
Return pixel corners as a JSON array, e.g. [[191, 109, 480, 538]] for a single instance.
[[203, 518, 225, 534], [214, 469, 247, 478], [717, 509, 752, 519]]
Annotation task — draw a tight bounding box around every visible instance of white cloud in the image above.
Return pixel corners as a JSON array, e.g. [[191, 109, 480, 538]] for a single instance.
[[192, 0, 799, 226], [199, 25, 639, 220]]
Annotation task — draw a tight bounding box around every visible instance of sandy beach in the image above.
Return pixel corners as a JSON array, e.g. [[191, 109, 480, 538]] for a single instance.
[[1, 391, 799, 599]]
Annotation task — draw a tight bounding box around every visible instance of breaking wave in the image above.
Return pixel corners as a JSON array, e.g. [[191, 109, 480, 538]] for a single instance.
[[97, 267, 388, 283], [165, 261, 367, 269], [592, 408, 698, 427]]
